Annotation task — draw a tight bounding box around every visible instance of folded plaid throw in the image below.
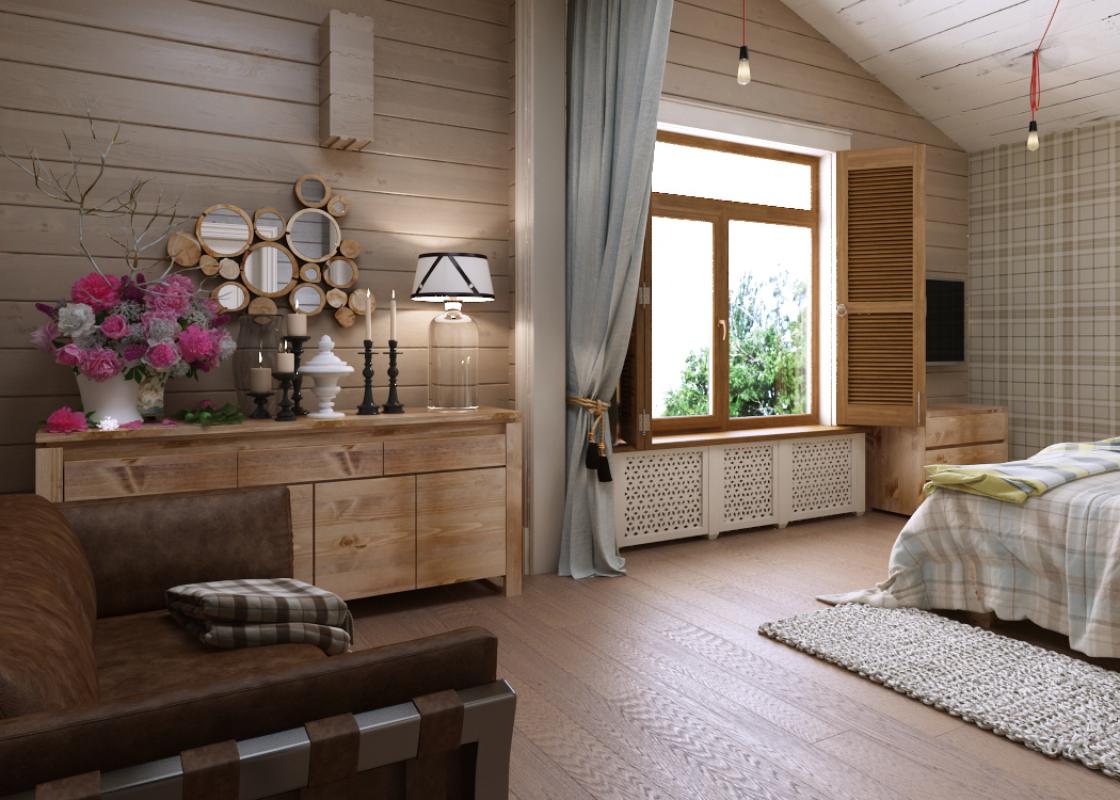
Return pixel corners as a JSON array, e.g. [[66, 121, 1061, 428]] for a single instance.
[[924, 436, 1120, 503], [166, 578, 352, 656]]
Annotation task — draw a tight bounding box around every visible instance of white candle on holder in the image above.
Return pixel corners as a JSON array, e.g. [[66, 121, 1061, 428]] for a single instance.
[[287, 312, 307, 337], [250, 367, 271, 393], [275, 352, 295, 374], [390, 290, 398, 342], [364, 289, 373, 342]]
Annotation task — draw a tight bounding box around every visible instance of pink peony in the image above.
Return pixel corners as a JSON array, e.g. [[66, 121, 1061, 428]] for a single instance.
[[71, 273, 121, 313], [31, 321, 59, 353], [99, 314, 129, 340], [177, 324, 214, 365], [122, 342, 148, 365], [145, 275, 193, 317], [78, 347, 122, 382], [46, 406, 88, 434], [55, 343, 82, 367], [144, 341, 180, 371], [119, 420, 144, 430]]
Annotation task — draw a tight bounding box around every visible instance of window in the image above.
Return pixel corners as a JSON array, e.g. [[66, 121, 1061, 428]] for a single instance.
[[623, 131, 819, 441]]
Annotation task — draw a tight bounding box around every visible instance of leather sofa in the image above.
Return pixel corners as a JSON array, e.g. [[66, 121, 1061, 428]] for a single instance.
[[0, 488, 514, 798]]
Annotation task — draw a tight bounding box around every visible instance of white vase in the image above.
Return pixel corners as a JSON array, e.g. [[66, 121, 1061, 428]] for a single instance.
[[75, 373, 142, 426]]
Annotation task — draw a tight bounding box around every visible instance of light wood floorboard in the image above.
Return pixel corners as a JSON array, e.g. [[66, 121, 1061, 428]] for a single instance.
[[349, 511, 1119, 800]]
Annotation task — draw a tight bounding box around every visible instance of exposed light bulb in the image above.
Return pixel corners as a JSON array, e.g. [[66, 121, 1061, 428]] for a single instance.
[[1026, 119, 1040, 152], [737, 45, 751, 86]]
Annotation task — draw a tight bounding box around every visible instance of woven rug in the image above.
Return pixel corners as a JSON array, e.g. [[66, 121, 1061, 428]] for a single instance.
[[759, 604, 1120, 779]]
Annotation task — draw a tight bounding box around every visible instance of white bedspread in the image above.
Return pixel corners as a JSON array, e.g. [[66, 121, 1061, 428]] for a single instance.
[[823, 471, 1120, 658]]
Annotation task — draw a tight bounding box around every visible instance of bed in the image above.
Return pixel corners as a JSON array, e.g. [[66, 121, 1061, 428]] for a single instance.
[[828, 470, 1120, 658]]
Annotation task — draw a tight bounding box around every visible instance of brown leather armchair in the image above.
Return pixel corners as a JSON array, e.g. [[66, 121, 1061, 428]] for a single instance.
[[0, 489, 514, 798]]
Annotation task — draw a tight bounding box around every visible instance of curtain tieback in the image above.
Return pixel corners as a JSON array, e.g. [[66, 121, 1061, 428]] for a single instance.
[[567, 395, 613, 483]]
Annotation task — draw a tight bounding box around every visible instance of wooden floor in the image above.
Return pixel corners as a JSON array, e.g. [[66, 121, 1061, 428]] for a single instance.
[[349, 511, 1119, 800]]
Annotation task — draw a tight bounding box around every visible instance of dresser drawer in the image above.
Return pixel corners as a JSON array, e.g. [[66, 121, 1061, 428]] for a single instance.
[[925, 442, 1008, 467], [925, 409, 1007, 448], [64, 451, 237, 501], [384, 433, 505, 475], [239, 442, 383, 486]]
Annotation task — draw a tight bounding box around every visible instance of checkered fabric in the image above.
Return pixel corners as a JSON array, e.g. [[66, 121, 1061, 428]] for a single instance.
[[822, 471, 1120, 658], [166, 578, 352, 656]]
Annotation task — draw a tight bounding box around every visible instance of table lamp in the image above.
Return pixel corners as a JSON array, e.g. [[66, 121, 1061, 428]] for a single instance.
[[411, 252, 494, 410]]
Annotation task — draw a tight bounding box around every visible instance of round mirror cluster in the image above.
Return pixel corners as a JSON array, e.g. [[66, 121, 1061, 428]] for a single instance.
[[173, 175, 368, 326]]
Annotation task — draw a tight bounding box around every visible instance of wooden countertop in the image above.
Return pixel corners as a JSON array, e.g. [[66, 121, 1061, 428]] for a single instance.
[[36, 406, 520, 446]]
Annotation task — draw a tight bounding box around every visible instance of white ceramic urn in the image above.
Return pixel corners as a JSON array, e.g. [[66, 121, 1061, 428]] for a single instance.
[[300, 335, 354, 419]]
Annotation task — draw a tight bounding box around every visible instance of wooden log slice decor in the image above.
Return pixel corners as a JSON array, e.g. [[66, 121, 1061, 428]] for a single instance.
[[248, 296, 278, 317], [326, 195, 351, 218], [300, 263, 323, 283], [218, 258, 241, 280], [339, 239, 361, 259], [334, 306, 356, 327], [348, 289, 374, 314], [199, 254, 220, 276], [294, 174, 332, 209], [326, 288, 348, 308], [167, 231, 201, 267]]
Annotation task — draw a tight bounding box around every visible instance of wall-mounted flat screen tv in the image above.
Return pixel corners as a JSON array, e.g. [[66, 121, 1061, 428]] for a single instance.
[[926, 279, 965, 364]]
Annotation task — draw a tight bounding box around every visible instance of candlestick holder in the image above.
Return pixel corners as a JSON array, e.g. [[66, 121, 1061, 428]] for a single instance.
[[357, 339, 379, 415], [273, 373, 296, 421], [247, 391, 273, 420], [284, 335, 311, 416], [383, 339, 404, 414]]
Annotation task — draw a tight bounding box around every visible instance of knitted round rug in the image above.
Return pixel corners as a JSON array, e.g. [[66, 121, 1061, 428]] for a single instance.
[[758, 604, 1120, 779]]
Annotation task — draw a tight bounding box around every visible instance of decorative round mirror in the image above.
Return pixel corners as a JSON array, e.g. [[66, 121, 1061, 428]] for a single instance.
[[253, 208, 286, 241], [300, 263, 322, 283], [294, 174, 331, 209], [289, 282, 326, 315], [212, 281, 249, 313], [324, 256, 358, 289], [195, 204, 253, 257], [286, 208, 341, 263], [242, 242, 298, 298]]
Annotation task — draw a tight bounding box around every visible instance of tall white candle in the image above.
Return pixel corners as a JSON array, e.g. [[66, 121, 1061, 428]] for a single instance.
[[364, 289, 373, 342], [390, 289, 398, 342], [287, 312, 307, 337]]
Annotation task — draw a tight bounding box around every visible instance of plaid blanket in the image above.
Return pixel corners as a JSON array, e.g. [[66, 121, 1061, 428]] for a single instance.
[[924, 436, 1120, 503], [166, 578, 352, 656]]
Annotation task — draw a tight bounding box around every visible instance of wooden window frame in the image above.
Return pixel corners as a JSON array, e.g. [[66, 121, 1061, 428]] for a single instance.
[[644, 130, 821, 437]]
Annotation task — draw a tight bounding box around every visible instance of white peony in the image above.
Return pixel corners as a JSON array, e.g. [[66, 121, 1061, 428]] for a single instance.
[[97, 417, 120, 432], [57, 303, 96, 338]]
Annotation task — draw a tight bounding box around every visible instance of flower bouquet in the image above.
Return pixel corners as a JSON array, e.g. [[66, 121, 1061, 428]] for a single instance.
[[34, 272, 235, 424]]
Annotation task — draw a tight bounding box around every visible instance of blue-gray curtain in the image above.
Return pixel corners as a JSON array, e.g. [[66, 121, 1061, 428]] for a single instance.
[[559, 0, 674, 578]]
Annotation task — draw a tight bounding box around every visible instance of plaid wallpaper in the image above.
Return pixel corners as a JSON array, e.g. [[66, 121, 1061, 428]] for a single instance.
[[969, 121, 1120, 460]]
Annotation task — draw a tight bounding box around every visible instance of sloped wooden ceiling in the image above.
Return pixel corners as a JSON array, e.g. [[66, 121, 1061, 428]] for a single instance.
[[783, 0, 1120, 152]]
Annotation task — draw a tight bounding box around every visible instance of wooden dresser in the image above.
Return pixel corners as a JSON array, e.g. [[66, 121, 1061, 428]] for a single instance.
[[35, 408, 522, 598], [867, 403, 1008, 515]]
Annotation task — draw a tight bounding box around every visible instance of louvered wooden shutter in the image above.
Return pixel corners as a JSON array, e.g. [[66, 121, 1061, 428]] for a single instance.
[[837, 145, 925, 427]]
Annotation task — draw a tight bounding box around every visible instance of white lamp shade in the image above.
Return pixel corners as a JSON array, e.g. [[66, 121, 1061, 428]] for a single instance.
[[411, 252, 494, 302]]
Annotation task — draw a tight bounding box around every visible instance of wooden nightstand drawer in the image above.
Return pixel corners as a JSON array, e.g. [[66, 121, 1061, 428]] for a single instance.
[[926, 408, 1007, 448], [64, 451, 237, 501], [384, 433, 505, 475], [925, 442, 1008, 467], [239, 442, 383, 486]]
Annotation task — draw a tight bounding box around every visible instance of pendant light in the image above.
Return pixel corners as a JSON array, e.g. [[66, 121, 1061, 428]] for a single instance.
[[1026, 0, 1061, 152], [737, 0, 751, 85]]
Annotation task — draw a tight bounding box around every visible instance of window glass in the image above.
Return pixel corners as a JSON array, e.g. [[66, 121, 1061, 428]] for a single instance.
[[653, 141, 812, 210]]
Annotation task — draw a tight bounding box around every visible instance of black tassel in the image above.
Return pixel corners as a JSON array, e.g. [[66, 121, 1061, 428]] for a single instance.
[[585, 436, 600, 469], [597, 449, 613, 483]]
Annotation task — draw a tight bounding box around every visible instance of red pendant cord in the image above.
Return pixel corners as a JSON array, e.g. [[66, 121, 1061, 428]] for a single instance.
[[742, 0, 747, 46], [1030, 0, 1061, 121]]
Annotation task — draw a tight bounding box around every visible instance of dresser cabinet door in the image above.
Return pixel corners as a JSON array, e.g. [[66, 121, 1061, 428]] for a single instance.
[[417, 468, 506, 588], [314, 476, 416, 599]]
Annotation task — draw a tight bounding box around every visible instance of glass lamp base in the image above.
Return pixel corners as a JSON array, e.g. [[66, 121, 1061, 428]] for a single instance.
[[428, 303, 479, 410]]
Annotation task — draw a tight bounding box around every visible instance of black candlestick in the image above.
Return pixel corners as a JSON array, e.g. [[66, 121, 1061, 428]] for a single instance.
[[357, 339, 379, 415], [284, 335, 311, 416], [248, 391, 273, 420], [274, 373, 296, 421], [383, 339, 404, 414]]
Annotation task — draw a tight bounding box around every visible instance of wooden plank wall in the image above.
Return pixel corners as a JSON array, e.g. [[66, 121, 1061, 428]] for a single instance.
[[0, 0, 514, 492], [665, 0, 970, 404]]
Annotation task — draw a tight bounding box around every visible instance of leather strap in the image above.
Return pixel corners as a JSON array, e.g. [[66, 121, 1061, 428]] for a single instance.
[[304, 713, 360, 786], [406, 689, 465, 799], [181, 740, 239, 800], [34, 772, 100, 800]]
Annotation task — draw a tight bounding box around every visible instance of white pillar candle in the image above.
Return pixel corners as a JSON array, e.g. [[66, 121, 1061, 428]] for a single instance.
[[275, 352, 295, 374], [364, 289, 373, 342], [250, 367, 272, 393], [390, 289, 398, 342], [287, 312, 307, 337]]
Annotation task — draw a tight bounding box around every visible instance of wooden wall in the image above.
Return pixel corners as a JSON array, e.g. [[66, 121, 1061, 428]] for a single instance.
[[665, 0, 970, 405], [0, 0, 513, 492]]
